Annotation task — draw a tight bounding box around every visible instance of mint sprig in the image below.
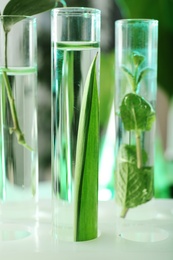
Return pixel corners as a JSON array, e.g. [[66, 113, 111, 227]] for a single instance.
[[116, 52, 155, 217], [122, 52, 152, 93]]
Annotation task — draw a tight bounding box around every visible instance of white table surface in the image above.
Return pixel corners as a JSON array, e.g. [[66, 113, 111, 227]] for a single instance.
[[0, 199, 173, 260]]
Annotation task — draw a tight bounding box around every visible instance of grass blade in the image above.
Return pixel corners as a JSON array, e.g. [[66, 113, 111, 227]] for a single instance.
[[74, 54, 99, 241]]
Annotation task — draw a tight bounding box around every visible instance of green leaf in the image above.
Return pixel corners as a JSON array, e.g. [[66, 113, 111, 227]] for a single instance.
[[2, 0, 62, 32], [132, 52, 144, 67], [122, 53, 150, 92], [120, 93, 155, 131], [58, 51, 74, 200], [118, 144, 148, 165], [74, 54, 99, 241], [121, 65, 136, 91], [3, 0, 59, 15], [116, 144, 154, 214], [137, 67, 153, 85]]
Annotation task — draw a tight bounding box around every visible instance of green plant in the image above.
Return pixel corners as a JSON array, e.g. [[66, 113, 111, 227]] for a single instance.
[[74, 54, 99, 241], [0, 0, 66, 150], [115, 0, 173, 98], [116, 52, 155, 217]]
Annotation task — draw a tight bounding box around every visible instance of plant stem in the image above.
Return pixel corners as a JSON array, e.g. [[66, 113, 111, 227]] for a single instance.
[[59, 0, 67, 6], [3, 31, 32, 151], [2, 70, 32, 151], [135, 130, 142, 169], [132, 106, 142, 169], [120, 207, 128, 218], [5, 32, 8, 68]]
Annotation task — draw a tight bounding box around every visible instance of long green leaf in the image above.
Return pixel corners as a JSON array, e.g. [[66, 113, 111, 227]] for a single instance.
[[2, 0, 63, 32], [58, 51, 74, 200], [74, 54, 99, 241]]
